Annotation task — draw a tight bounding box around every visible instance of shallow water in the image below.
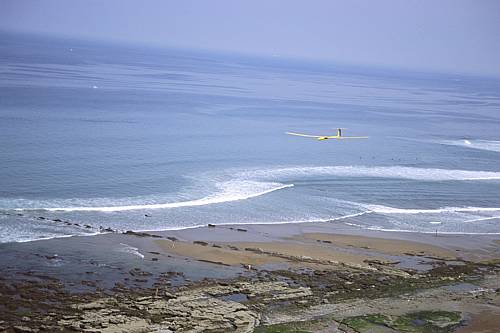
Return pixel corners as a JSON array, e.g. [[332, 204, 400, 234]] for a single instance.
[[1, 32, 500, 243]]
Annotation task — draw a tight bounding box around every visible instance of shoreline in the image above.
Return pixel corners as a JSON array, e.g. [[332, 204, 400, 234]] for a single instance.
[[4, 216, 500, 246], [1, 219, 499, 332]]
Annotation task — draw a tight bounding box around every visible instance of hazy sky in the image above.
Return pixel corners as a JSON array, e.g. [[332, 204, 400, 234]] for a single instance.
[[1, 0, 499, 76]]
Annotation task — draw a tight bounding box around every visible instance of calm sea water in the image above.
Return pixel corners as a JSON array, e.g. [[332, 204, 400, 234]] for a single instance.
[[1, 33, 500, 243]]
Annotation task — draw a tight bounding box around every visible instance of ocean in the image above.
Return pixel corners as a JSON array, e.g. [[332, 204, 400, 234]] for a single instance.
[[1, 32, 500, 243]]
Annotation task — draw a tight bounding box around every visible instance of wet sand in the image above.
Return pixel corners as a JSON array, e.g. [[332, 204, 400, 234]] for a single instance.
[[298, 232, 458, 258], [155, 238, 386, 268], [157, 221, 500, 266]]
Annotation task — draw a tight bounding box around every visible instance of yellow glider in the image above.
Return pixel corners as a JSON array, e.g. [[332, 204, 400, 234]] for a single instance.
[[286, 128, 368, 141]]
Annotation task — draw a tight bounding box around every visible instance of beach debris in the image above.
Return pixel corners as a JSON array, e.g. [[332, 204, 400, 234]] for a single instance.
[[208, 223, 216, 227]]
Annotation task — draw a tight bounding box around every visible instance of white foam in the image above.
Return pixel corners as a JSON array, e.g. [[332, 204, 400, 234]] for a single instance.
[[13, 232, 102, 244], [347, 203, 500, 234], [330, 211, 371, 220], [24, 181, 293, 212], [10, 165, 500, 213], [133, 212, 370, 233], [118, 243, 144, 259], [440, 139, 500, 153], [463, 216, 500, 223], [366, 204, 500, 215], [240, 165, 500, 182]]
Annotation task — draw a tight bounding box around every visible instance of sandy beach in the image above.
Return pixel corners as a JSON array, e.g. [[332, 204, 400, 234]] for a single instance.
[[1, 220, 499, 332]]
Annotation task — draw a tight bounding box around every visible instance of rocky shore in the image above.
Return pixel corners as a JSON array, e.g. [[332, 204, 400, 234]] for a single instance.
[[1, 222, 499, 332]]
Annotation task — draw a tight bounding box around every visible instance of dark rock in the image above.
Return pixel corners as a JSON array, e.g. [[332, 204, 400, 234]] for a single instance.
[[208, 224, 216, 227], [124, 230, 161, 238], [198, 259, 230, 266], [193, 241, 208, 246], [81, 280, 97, 287], [13, 326, 37, 333], [129, 268, 152, 277]]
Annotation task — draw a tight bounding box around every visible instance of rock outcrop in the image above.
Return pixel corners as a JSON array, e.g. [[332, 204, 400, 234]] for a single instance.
[[56, 281, 312, 332]]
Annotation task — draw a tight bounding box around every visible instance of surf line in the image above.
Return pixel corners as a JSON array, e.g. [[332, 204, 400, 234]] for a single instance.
[[15, 183, 294, 212], [329, 211, 372, 221]]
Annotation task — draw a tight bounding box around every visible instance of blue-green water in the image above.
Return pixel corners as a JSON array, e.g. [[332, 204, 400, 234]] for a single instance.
[[1, 33, 500, 243]]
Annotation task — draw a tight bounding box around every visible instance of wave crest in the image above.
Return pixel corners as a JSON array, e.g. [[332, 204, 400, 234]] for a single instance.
[[366, 205, 500, 215], [18, 181, 293, 212], [240, 165, 500, 181]]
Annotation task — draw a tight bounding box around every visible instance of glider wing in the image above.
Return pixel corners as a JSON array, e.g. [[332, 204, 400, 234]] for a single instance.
[[339, 136, 369, 139], [286, 132, 323, 138]]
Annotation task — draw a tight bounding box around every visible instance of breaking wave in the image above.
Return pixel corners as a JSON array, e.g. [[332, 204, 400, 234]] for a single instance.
[[365, 205, 500, 215], [346, 203, 500, 235], [6, 165, 500, 213], [239, 165, 500, 181], [14, 181, 293, 212]]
